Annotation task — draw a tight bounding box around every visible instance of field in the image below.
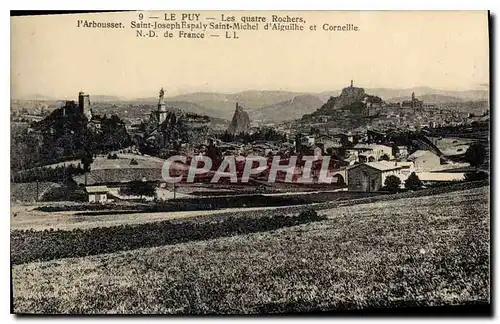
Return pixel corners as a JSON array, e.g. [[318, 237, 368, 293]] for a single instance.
[[11, 186, 490, 314]]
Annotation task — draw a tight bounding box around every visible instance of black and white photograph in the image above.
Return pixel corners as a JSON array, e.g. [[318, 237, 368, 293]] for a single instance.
[[9, 10, 491, 315]]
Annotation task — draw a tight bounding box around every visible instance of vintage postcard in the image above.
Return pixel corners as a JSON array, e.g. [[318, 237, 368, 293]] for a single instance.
[[10, 11, 490, 315]]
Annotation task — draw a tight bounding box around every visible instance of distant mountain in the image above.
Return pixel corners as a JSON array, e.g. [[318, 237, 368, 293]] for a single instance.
[[316, 90, 342, 102], [165, 90, 308, 119], [249, 95, 325, 122], [91, 95, 124, 102], [387, 94, 467, 104], [226, 90, 309, 109], [16, 94, 55, 101], [165, 101, 228, 119], [368, 88, 488, 102], [169, 90, 307, 108], [126, 98, 228, 120]]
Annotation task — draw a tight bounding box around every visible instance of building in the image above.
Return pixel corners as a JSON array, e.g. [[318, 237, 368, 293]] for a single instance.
[[395, 146, 409, 159], [347, 161, 407, 192], [416, 172, 465, 184], [407, 150, 441, 172], [332, 133, 360, 146], [315, 134, 342, 153], [345, 149, 360, 163], [300, 135, 316, 147], [354, 144, 394, 162], [397, 161, 416, 177], [401, 92, 424, 111], [85, 186, 109, 203]]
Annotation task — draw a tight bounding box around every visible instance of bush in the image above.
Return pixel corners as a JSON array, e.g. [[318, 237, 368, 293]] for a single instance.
[[405, 172, 422, 190], [297, 208, 324, 222], [465, 171, 488, 182]]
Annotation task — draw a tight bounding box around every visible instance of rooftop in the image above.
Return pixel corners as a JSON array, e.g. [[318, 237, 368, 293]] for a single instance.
[[85, 186, 109, 193], [407, 150, 437, 160], [349, 161, 402, 172]]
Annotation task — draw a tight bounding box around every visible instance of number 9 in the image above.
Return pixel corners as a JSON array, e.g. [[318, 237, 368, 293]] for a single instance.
[[139, 13, 143, 20]]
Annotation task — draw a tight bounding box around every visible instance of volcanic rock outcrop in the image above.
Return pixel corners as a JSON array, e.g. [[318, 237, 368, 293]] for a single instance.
[[227, 103, 250, 134]]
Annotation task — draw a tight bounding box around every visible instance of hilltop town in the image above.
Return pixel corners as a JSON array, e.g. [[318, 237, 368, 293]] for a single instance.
[[11, 81, 489, 204]]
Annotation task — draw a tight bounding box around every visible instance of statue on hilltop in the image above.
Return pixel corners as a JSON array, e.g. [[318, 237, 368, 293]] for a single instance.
[[159, 87, 165, 104]]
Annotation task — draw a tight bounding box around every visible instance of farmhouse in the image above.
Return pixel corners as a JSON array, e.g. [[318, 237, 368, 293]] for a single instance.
[[347, 161, 406, 192], [85, 186, 109, 203], [407, 150, 441, 172]]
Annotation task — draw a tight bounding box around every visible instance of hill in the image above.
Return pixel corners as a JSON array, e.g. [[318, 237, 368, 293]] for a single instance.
[[302, 85, 382, 129], [249, 94, 325, 122], [318, 87, 488, 103]]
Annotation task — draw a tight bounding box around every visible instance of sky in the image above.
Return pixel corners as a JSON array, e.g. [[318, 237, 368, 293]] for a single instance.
[[11, 11, 489, 99]]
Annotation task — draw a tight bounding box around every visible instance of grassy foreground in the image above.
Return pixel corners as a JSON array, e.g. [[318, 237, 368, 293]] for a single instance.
[[12, 187, 490, 314]]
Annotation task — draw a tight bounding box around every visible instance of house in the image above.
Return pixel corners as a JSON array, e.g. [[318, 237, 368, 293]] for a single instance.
[[332, 133, 360, 146], [300, 135, 315, 147], [347, 161, 407, 192], [407, 150, 441, 172], [325, 143, 344, 156], [354, 144, 394, 162], [315, 134, 342, 152], [345, 149, 360, 162], [359, 151, 377, 163], [395, 146, 409, 159], [85, 186, 109, 203]]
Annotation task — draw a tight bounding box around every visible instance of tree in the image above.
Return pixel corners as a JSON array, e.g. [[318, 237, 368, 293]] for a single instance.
[[405, 172, 422, 190], [465, 143, 486, 170], [384, 175, 401, 193], [80, 152, 94, 186]]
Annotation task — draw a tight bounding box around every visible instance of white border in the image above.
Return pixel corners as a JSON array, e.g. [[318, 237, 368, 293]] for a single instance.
[[4, 0, 498, 322]]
